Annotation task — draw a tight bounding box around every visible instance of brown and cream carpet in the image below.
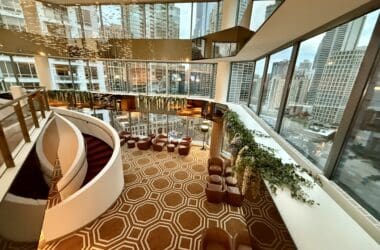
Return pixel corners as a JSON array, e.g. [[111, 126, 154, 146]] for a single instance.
[[40, 146, 248, 250]]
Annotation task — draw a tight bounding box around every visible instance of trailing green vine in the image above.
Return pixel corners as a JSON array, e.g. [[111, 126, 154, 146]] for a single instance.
[[225, 110, 321, 205]]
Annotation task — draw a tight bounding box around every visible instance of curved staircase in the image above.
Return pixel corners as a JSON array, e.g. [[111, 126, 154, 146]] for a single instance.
[[82, 134, 113, 186]]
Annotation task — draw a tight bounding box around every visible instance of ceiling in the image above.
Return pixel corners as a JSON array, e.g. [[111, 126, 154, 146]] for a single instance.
[[39, 0, 216, 6], [229, 0, 380, 62]]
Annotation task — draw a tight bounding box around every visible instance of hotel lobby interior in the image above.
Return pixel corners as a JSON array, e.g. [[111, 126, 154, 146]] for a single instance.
[[0, 0, 379, 249]]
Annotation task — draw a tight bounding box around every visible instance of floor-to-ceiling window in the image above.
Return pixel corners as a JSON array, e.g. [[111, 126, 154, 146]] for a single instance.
[[280, 11, 379, 169], [259, 47, 293, 128], [228, 61, 254, 104], [332, 55, 380, 221], [248, 58, 266, 112]]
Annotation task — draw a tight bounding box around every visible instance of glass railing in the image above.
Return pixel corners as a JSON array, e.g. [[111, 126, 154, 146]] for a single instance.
[[0, 87, 50, 168]]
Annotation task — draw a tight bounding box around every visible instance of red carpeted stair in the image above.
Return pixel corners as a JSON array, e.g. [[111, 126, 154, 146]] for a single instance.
[[9, 147, 49, 200], [82, 134, 113, 186]]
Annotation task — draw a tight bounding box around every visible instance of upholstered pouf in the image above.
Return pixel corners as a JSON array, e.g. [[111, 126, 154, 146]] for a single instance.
[[226, 186, 243, 207], [225, 167, 233, 176], [225, 176, 238, 187], [209, 175, 223, 185], [127, 140, 136, 148], [167, 144, 175, 152]]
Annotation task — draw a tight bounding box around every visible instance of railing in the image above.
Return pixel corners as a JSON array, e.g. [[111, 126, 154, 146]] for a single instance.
[[0, 87, 50, 168]]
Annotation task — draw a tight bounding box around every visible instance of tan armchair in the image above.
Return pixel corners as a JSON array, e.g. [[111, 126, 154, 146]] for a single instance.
[[208, 157, 224, 176], [232, 230, 252, 250], [205, 183, 226, 204], [201, 227, 232, 250]]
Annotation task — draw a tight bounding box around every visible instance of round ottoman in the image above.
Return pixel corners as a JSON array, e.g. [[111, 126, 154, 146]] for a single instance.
[[225, 176, 238, 186], [127, 140, 135, 148], [209, 174, 223, 185], [167, 144, 175, 152]]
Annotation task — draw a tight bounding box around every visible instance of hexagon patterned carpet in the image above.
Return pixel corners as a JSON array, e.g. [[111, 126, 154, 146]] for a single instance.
[[39, 145, 295, 250]]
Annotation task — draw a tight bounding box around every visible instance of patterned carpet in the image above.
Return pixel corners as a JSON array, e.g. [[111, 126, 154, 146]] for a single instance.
[[40, 145, 248, 250]]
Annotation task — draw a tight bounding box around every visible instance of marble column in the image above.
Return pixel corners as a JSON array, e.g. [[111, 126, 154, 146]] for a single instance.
[[209, 61, 231, 158], [220, 0, 239, 30], [34, 55, 54, 90]]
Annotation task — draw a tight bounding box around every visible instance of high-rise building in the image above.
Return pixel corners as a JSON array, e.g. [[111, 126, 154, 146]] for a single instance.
[[307, 17, 366, 105], [265, 1, 282, 20], [313, 48, 366, 125]]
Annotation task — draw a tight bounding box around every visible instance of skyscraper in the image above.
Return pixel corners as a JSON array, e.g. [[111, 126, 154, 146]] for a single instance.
[[307, 16, 366, 105], [308, 17, 366, 125]]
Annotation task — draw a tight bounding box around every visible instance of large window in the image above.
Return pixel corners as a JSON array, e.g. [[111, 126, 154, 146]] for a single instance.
[[332, 56, 380, 220], [123, 4, 145, 39], [101, 5, 123, 38], [128, 62, 147, 93], [249, 0, 282, 31], [145, 4, 167, 39], [189, 64, 215, 97], [148, 63, 167, 95], [280, 11, 379, 169], [169, 3, 191, 39], [168, 63, 188, 95], [249, 58, 266, 112], [259, 47, 292, 128], [192, 2, 220, 38], [228, 62, 254, 104]]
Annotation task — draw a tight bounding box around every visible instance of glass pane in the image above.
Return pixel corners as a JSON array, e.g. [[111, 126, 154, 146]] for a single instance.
[[101, 5, 123, 38], [35, 1, 70, 37], [228, 61, 254, 104], [205, 2, 218, 34], [250, 0, 282, 31], [192, 2, 205, 38], [249, 58, 266, 112], [168, 115, 186, 138], [237, 0, 250, 25], [148, 63, 167, 95], [129, 112, 148, 136], [280, 10, 379, 169], [81, 5, 101, 38], [189, 63, 215, 97], [103, 61, 127, 91], [145, 4, 167, 39], [123, 4, 145, 39], [67, 6, 83, 38], [0, 0, 25, 32], [128, 62, 147, 93], [259, 47, 292, 127], [149, 113, 167, 135], [168, 63, 188, 95], [332, 56, 380, 220], [168, 3, 191, 39], [49, 58, 73, 90]]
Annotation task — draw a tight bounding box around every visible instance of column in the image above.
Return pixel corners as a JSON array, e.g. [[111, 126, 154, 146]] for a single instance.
[[209, 61, 231, 158], [220, 0, 239, 30], [34, 55, 54, 90], [214, 61, 231, 103]]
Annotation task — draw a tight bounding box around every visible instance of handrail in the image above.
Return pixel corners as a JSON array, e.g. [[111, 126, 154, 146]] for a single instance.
[[0, 87, 46, 111], [0, 87, 50, 168]]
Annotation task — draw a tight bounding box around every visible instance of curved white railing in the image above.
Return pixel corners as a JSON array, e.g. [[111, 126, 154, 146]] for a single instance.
[[0, 194, 46, 242], [36, 114, 87, 200], [42, 108, 123, 241]]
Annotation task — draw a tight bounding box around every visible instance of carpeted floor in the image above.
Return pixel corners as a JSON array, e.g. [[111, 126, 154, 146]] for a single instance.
[[41, 145, 248, 250]]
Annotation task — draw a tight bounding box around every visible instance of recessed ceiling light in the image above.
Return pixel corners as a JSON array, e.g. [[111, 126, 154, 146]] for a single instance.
[[39, 51, 46, 56]]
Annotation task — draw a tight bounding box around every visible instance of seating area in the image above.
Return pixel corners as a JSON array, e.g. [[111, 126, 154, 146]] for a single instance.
[[119, 131, 193, 156], [206, 157, 243, 207]]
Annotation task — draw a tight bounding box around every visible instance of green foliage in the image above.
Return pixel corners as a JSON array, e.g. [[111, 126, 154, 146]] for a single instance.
[[225, 110, 320, 205]]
